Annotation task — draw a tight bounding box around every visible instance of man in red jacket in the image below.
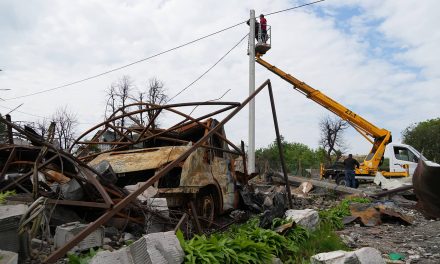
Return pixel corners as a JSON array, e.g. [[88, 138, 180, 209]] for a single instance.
[[259, 14, 267, 43]]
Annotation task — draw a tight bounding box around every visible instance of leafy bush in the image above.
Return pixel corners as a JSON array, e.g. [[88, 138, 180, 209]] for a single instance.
[[178, 199, 366, 263], [177, 229, 273, 264]]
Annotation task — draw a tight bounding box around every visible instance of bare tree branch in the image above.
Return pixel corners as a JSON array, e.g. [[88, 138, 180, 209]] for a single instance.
[[319, 115, 348, 164], [51, 106, 78, 150]]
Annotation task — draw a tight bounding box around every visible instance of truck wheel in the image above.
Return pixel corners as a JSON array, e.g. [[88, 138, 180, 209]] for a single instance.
[[196, 192, 215, 226], [335, 174, 346, 186]]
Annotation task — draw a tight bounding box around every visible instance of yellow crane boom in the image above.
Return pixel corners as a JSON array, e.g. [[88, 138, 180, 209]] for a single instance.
[[255, 55, 406, 176]]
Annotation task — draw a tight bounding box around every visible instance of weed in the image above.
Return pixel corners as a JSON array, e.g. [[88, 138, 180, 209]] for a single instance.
[[0, 190, 16, 204], [319, 197, 370, 230], [67, 248, 99, 264]]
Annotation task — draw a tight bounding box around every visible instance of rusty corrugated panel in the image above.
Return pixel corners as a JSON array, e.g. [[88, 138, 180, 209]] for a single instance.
[[350, 203, 381, 226], [413, 159, 440, 218], [349, 202, 413, 226], [88, 146, 191, 173]]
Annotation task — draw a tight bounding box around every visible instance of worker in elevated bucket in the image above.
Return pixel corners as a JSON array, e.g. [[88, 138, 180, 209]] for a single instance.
[[259, 14, 267, 43], [343, 154, 360, 188]]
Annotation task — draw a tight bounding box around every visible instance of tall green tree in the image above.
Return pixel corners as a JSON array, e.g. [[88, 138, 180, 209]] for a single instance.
[[256, 136, 325, 175], [402, 118, 440, 162]]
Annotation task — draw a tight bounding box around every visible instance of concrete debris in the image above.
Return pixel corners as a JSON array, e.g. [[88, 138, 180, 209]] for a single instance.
[[90, 231, 184, 264], [0, 204, 29, 260], [291, 181, 313, 197], [124, 184, 158, 203], [54, 222, 104, 252], [0, 250, 18, 264], [285, 209, 320, 230], [311, 247, 385, 264], [373, 172, 412, 190]]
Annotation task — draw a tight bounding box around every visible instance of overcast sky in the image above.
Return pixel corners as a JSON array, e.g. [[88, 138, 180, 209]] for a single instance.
[[1, 0, 439, 155]]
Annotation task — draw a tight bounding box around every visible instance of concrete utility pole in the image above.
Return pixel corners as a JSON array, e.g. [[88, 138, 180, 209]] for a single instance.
[[248, 9, 256, 174]]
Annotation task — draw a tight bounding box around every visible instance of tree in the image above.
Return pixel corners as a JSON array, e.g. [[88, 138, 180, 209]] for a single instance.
[[52, 106, 78, 150], [256, 136, 325, 176], [319, 115, 348, 164], [402, 118, 440, 162], [135, 77, 168, 128], [105, 75, 134, 128], [34, 119, 50, 139]]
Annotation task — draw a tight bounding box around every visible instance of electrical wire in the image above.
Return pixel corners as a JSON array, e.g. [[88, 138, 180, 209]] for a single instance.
[[3, 0, 325, 101], [167, 33, 248, 103], [0, 104, 48, 119], [265, 0, 325, 16], [4, 23, 246, 101]]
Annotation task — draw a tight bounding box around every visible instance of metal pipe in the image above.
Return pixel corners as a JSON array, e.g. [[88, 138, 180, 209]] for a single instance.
[[267, 82, 293, 209], [371, 185, 413, 198]]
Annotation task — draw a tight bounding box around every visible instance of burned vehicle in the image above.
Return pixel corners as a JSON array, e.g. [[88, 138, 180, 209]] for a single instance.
[[72, 102, 248, 221]]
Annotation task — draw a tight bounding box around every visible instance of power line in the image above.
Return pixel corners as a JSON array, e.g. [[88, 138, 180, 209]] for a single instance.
[[4, 23, 246, 101], [167, 34, 248, 103], [0, 104, 48, 119], [4, 0, 325, 101], [265, 0, 325, 16]]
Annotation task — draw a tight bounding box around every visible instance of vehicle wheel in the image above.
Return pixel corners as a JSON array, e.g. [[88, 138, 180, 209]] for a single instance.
[[196, 193, 215, 226], [335, 174, 346, 186]]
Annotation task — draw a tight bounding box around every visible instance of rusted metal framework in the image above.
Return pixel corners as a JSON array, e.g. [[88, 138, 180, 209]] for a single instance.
[[42, 80, 294, 262], [70, 101, 244, 162], [0, 80, 293, 263], [0, 121, 114, 208]]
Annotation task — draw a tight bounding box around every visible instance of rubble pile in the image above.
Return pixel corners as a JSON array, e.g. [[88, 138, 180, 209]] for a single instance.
[[0, 102, 253, 263]]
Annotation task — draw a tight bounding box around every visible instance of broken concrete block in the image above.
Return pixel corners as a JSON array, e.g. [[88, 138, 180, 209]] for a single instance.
[[90, 231, 184, 264], [90, 247, 132, 264], [311, 250, 359, 264], [354, 247, 385, 264], [292, 181, 314, 197], [0, 204, 29, 259], [124, 184, 157, 203], [54, 222, 103, 252], [311, 247, 385, 264], [285, 209, 319, 230], [0, 250, 18, 264], [143, 231, 184, 264]]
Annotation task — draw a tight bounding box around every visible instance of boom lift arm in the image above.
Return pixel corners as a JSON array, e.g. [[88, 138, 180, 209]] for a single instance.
[[255, 55, 405, 176]]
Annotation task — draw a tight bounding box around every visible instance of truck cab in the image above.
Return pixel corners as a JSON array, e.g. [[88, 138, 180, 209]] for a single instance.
[[387, 143, 439, 176]]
